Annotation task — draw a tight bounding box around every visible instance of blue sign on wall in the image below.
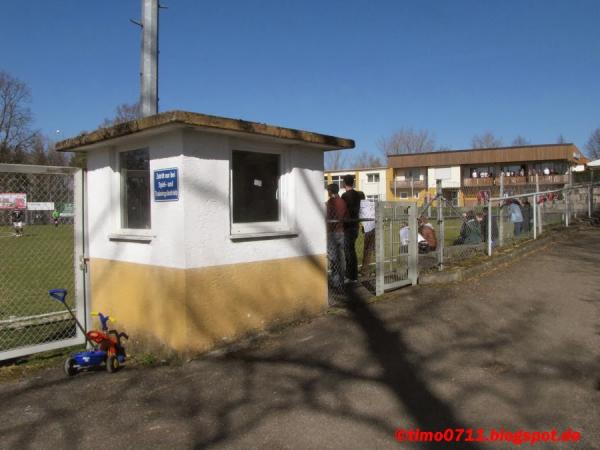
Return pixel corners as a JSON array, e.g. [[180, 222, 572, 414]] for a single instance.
[[154, 168, 179, 202]]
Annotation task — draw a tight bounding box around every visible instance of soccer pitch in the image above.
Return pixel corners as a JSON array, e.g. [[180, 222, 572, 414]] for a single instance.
[[0, 224, 76, 352], [0, 224, 75, 318]]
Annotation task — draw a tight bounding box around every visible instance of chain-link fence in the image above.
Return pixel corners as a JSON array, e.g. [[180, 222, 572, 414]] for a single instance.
[[326, 198, 417, 303], [0, 164, 85, 361], [485, 181, 600, 257], [326, 175, 600, 299]]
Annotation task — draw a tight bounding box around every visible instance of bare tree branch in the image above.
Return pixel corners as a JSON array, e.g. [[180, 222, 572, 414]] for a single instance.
[[585, 128, 600, 160], [511, 136, 530, 146], [0, 71, 37, 162], [324, 150, 349, 171], [350, 151, 383, 169], [100, 101, 142, 127], [378, 128, 436, 158], [471, 132, 503, 149]]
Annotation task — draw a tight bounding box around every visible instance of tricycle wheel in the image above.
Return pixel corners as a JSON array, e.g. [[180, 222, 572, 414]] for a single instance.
[[64, 358, 77, 376], [106, 355, 120, 373]]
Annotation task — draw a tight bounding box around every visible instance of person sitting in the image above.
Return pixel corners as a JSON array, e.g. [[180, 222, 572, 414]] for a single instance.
[[400, 224, 427, 252], [418, 217, 437, 251], [453, 211, 482, 245]]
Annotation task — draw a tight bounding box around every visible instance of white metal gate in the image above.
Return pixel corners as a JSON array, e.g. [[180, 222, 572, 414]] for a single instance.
[[375, 201, 418, 295], [0, 164, 87, 361]]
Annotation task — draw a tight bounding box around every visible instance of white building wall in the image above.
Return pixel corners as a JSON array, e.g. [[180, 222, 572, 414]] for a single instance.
[[358, 169, 386, 200], [86, 130, 187, 269], [182, 130, 326, 269], [87, 129, 327, 271], [427, 166, 461, 189]]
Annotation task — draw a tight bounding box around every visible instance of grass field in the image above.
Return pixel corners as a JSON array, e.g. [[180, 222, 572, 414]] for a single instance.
[[0, 224, 76, 352]]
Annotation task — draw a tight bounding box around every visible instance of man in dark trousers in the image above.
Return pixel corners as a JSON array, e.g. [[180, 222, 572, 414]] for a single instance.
[[341, 175, 365, 282]]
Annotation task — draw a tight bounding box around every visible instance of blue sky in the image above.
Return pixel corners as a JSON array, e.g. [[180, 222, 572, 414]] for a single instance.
[[1, 0, 599, 157]]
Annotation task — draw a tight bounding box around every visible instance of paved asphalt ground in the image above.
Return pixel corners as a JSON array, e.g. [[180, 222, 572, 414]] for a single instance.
[[1, 227, 599, 449]]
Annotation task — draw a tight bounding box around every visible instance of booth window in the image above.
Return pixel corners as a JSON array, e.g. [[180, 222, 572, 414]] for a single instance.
[[232, 150, 280, 225], [120, 149, 151, 229]]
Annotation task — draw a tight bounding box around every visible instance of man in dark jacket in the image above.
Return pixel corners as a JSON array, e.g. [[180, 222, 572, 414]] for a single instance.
[[341, 175, 365, 282]]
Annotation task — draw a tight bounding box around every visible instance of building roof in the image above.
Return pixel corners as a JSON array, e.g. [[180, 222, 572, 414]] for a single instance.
[[588, 159, 600, 168], [325, 166, 388, 173], [388, 144, 586, 168], [55, 110, 355, 152]]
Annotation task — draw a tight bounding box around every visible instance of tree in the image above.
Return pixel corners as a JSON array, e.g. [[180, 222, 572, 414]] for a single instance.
[[471, 132, 503, 149], [0, 71, 37, 163], [511, 136, 530, 146], [351, 151, 383, 169], [378, 128, 436, 157], [585, 128, 600, 160], [325, 150, 349, 171], [100, 101, 141, 127]]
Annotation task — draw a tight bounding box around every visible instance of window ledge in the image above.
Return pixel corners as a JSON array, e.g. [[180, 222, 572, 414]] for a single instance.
[[108, 232, 154, 243], [229, 231, 298, 241]]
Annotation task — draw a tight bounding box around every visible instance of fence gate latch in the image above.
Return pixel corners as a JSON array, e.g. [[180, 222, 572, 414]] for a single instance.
[[79, 255, 90, 272]]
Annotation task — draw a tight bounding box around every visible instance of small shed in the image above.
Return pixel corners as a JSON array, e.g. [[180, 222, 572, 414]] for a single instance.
[[57, 111, 354, 353]]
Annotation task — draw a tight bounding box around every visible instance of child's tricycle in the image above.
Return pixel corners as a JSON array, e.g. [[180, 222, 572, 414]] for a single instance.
[[48, 289, 128, 376]]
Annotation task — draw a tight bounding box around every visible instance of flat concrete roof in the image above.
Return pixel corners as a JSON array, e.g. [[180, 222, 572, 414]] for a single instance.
[[55, 110, 355, 152]]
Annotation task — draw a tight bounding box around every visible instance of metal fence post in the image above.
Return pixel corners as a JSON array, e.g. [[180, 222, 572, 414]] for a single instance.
[[436, 179, 444, 271], [536, 173, 542, 235], [498, 173, 504, 246], [565, 187, 570, 227], [408, 203, 418, 285], [375, 201, 384, 296], [533, 193, 537, 240], [487, 199, 492, 256]]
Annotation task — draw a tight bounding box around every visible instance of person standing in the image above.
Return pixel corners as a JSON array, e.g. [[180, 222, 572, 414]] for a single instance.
[[359, 198, 376, 277], [326, 184, 348, 289], [508, 199, 524, 237], [11, 209, 24, 237], [52, 209, 60, 227], [341, 175, 365, 282], [521, 199, 532, 233]]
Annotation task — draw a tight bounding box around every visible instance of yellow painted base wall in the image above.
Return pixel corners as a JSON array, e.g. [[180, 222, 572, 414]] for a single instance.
[[90, 255, 327, 354]]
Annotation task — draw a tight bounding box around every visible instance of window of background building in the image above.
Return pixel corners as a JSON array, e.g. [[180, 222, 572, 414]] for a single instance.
[[407, 169, 423, 180], [400, 192, 408, 199], [330, 175, 346, 189], [120, 149, 151, 229], [232, 150, 280, 224], [367, 173, 380, 183], [366, 194, 380, 201]]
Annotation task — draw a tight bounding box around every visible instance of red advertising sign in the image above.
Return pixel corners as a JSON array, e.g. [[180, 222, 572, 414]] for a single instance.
[[0, 193, 27, 210]]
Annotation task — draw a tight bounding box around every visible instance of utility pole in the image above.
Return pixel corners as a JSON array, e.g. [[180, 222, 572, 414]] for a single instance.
[[132, 0, 166, 117]]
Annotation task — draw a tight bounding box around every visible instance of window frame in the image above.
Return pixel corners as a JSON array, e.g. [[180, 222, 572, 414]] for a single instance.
[[366, 173, 380, 183], [116, 147, 152, 234], [229, 141, 293, 237]]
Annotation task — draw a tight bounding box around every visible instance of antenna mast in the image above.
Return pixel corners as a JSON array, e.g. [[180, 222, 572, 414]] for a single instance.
[[137, 0, 164, 117]]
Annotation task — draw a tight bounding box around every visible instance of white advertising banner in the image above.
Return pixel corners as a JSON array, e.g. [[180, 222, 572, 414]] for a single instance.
[[28, 202, 55, 211]]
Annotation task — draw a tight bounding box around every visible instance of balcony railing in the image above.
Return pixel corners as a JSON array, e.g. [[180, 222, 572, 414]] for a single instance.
[[462, 177, 494, 187], [390, 179, 427, 190], [537, 174, 569, 184], [462, 174, 569, 187]]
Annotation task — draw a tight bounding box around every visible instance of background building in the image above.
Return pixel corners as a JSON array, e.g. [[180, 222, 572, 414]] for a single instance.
[[387, 143, 587, 207]]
